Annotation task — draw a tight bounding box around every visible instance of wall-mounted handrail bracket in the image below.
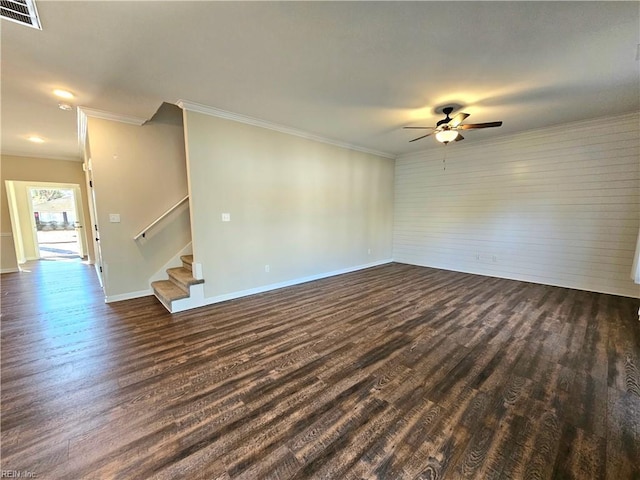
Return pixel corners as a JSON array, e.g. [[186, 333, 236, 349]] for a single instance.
[[134, 195, 188, 241]]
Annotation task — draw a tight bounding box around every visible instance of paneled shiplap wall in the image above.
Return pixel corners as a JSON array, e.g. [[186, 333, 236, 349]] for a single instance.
[[393, 113, 640, 297]]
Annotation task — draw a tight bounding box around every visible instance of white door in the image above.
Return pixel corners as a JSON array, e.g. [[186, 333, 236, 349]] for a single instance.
[[85, 159, 104, 287]]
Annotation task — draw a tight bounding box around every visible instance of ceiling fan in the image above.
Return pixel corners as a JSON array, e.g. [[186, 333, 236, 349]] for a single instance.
[[404, 107, 503, 144]]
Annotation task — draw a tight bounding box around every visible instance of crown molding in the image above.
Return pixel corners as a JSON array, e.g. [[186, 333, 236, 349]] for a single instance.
[[78, 107, 147, 126], [77, 107, 148, 159], [176, 99, 396, 160]]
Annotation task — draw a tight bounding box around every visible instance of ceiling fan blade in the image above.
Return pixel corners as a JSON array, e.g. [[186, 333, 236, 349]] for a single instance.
[[403, 126, 435, 129], [455, 133, 464, 141], [459, 121, 503, 130], [409, 132, 433, 142], [449, 112, 470, 127]]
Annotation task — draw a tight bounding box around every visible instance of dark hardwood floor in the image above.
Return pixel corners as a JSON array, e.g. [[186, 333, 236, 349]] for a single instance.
[[1, 259, 639, 479]]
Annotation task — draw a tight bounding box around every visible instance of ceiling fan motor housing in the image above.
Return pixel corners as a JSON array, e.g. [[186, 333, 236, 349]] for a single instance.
[[436, 107, 454, 127]]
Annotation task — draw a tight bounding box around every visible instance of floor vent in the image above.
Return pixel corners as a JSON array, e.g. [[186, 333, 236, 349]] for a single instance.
[[1, 0, 41, 29]]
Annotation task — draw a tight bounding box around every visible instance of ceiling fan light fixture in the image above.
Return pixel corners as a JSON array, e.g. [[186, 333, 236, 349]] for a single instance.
[[53, 89, 74, 100], [435, 129, 459, 144]]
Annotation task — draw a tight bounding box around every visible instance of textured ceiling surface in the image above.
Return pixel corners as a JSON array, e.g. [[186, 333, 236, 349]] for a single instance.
[[2, 1, 638, 160]]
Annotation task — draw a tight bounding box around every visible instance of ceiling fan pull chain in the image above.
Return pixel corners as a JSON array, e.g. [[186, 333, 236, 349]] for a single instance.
[[443, 145, 447, 171]]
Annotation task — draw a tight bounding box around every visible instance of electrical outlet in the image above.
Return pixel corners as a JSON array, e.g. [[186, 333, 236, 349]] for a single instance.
[[109, 213, 120, 223], [265, 265, 270, 273], [221, 213, 231, 222], [492, 255, 497, 263]]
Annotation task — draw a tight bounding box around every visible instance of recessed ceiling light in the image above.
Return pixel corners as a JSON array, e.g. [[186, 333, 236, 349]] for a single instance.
[[27, 135, 45, 143], [53, 89, 74, 99], [58, 103, 73, 111]]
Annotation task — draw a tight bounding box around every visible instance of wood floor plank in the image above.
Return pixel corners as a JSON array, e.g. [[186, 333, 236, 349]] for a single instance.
[[1, 259, 639, 479], [552, 424, 606, 480], [606, 387, 640, 479]]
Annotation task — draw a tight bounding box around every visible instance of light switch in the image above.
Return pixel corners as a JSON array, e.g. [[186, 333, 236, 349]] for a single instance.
[[109, 214, 121, 223], [221, 213, 231, 222]]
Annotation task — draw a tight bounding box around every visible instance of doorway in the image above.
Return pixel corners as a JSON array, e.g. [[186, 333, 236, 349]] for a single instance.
[[5, 180, 89, 265], [29, 187, 84, 259]]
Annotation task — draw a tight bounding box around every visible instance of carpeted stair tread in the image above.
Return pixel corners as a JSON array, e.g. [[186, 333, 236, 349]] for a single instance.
[[180, 255, 194, 271], [151, 280, 189, 304], [167, 267, 204, 290], [152, 256, 204, 313]]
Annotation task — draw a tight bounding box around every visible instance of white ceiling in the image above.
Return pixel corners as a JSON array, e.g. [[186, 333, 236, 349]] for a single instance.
[[2, 1, 638, 161]]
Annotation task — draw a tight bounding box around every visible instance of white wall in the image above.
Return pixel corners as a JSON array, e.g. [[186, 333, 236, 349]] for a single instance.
[[11, 182, 38, 260], [183, 111, 394, 300], [87, 103, 191, 300], [394, 113, 640, 298]]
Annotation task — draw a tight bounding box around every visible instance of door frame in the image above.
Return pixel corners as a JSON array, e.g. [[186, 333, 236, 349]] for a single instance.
[[26, 184, 86, 258], [5, 180, 89, 264]]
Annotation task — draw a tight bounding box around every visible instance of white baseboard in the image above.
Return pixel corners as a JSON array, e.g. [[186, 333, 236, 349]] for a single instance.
[[105, 288, 153, 303], [393, 260, 640, 299], [171, 259, 393, 314], [0, 268, 20, 274], [105, 259, 393, 310]]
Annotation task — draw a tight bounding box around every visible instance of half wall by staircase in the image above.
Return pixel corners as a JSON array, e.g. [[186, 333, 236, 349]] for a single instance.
[[85, 103, 192, 302]]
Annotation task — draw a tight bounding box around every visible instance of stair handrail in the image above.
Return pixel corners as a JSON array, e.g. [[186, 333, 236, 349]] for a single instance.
[[134, 195, 189, 240]]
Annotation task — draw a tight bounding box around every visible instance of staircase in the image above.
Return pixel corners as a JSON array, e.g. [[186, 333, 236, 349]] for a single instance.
[[151, 255, 204, 313]]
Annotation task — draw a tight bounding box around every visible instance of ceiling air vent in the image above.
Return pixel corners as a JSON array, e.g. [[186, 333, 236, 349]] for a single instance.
[[1, 0, 42, 29]]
